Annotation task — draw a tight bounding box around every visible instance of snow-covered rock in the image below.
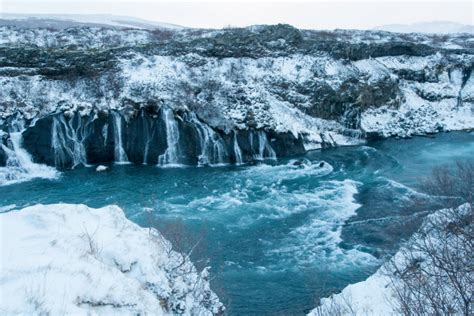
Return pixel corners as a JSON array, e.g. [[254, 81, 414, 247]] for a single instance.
[[95, 165, 108, 172], [0, 204, 224, 315], [309, 262, 394, 315]]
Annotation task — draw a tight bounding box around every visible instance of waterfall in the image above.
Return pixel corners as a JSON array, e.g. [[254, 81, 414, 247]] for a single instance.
[[0, 132, 58, 186], [143, 138, 150, 165], [233, 131, 243, 165], [111, 111, 129, 164], [193, 119, 210, 166], [208, 128, 227, 166], [189, 113, 227, 166], [253, 131, 276, 161], [142, 111, 152, 165], [158, 107, 181, 166], [51, 115, 90, 168], [102, 123, 109, 147]]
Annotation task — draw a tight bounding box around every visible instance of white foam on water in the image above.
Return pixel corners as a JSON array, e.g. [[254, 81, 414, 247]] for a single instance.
[[153, 160, 335, 224], [0, 133, 59, 186], [157, 182, 301, 221], [157, 163, 188, 169], [156, 188, 247, 218], [267, 179, 378, 268], [378, 177, 432, 200], [153, 175, 377, 270], [242, 159, 334, 182], [158, 107, 180, 166]]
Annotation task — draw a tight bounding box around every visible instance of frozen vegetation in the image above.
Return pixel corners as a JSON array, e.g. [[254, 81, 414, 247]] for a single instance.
[[0, 204, 223, 315], [310, 203, 473, 315]]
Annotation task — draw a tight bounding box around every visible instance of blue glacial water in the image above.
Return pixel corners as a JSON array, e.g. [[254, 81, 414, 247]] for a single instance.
[[0, 131, 473, 315]]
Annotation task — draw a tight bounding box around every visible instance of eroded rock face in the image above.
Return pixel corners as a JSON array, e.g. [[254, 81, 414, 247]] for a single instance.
[[19, 109, 305, 169], [0, 23, 473, 168], [0, 135, 7, 166]]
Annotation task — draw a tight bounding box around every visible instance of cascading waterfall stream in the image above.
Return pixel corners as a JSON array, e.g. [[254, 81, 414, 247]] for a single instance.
[[111, 111, 129, 164], [51, 115, 90, 168], [0, 110, 289, 172], [102, 123, 109, 147], [190, 113, 227, 166], [8, 133, 39, 171], [253, 131, 277, 161], [158, 107, 180, 166], [233, 131, 243, 165], [142, 112, 152, 165], [0, 132, 58, 185]]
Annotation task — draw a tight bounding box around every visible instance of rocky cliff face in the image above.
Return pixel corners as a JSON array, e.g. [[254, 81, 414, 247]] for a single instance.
[[0, 24, 473, 169]]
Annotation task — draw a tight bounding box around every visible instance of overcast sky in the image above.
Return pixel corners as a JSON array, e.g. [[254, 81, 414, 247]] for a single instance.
[[1, 0, 472, 30]]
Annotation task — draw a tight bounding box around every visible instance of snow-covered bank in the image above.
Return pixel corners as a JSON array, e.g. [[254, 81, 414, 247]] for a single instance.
[[309, 263, 394, 315], [0, 204, 223, 315], [309, 203, 473, 315]]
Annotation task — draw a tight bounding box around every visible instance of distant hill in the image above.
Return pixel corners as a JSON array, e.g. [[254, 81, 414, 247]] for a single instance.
[[374, 21, 474, 34], [0, 13, 184, 30]]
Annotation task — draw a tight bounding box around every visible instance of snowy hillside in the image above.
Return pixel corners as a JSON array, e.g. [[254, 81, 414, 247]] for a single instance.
[[0, 13, 184, 30], [0, 204, 224, 315], [309, 203, 473, 315], [0, 23, 473, 170]]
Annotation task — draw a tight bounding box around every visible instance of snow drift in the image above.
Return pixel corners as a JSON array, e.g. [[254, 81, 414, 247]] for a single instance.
[[0, 204, 224, 315]]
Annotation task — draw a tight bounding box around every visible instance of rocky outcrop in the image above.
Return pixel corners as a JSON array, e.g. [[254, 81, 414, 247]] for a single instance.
[[19, 109, 305, 169]]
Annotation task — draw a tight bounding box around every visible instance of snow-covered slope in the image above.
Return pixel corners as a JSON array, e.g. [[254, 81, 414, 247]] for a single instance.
[[0, 204, 223, 315], [0, 24, 473, 170], [0, 13, 184, 30], [309, 203, 472, 315]]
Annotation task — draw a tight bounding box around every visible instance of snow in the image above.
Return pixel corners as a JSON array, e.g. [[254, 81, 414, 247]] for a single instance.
[[0, 26, 473, 150], [0, 13, 184, 30], [95, 165, 108, 172], [0, 204, 223, 315], [309, 270, 393, 316], [309, 203, 472, 316], [361, 84, 474, 138], [361, 54, 474, 138]]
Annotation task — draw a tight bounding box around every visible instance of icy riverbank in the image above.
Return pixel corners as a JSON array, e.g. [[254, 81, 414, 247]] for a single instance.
[[309, 203, 473, 315], [0, 204, 223, 315]]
